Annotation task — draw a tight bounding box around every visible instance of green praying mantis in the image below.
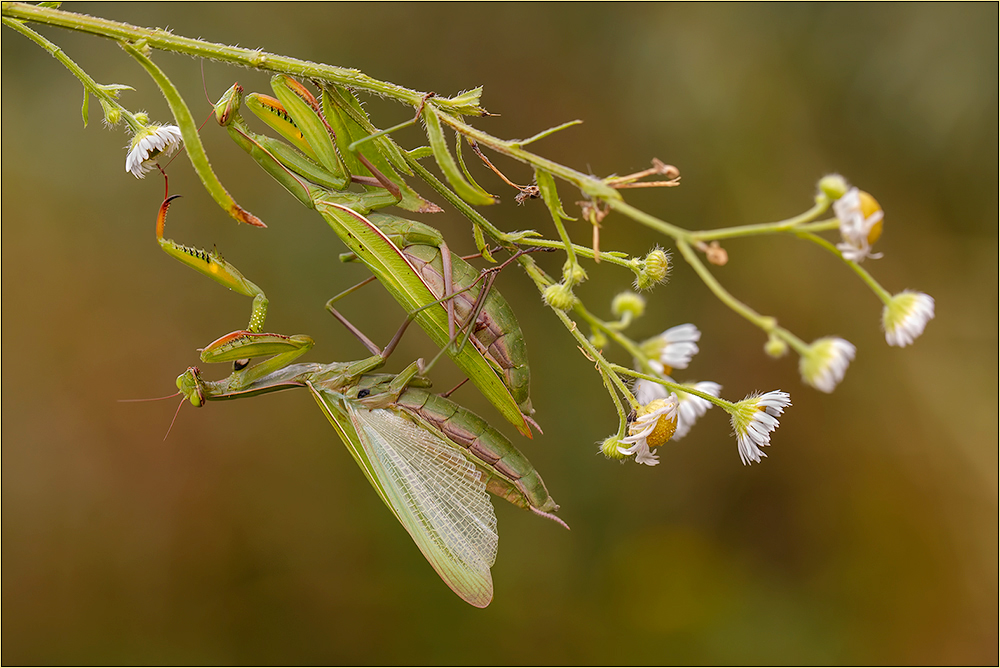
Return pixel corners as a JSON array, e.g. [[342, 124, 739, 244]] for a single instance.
[[155, 190, 565, 607], [212, 76, 537, 436], [150, 70, 569, 605]]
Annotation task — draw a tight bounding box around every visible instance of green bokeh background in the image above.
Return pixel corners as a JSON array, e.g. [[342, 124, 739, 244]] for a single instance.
[[3, 3, 997, 664]]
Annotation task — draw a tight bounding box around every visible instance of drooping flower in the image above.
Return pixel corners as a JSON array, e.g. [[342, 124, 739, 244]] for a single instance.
[[640, 323, 701, 375], [883, 291, 935, 347], [730, 391, 791, 465], [618, 396, 679, 466], [834, 187, 884, 263], [799, 337, 856, 393], [125, 124, 183, 178]]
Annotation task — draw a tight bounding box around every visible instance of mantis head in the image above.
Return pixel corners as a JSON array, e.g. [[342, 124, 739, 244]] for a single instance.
[[176, 367, 207, 407]]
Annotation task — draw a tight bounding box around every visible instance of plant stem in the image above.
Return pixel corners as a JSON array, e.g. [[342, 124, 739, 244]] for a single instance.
[[795, 231, 893, 304], [676, 238, 776, 334], [3, 16, 143, 131], [689, 199, 830, 242]]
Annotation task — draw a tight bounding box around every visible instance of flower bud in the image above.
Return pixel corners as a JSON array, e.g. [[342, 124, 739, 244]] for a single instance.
[[818, 174, 849, 201], [611, 291, 646, 319], [103, 104, 121, 126], [634, 248, 670, 291], [589, 330, 608, 349], [543, 283, 577, 311], [562, 262, 588, 286], [599, 435, 628, 460], [764, 335, 788, 358], [134, 111, 149, 124]]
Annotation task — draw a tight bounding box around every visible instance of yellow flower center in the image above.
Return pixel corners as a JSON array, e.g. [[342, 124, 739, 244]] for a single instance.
[[636, 399, 678, 449], [859, 190, 883, 244]]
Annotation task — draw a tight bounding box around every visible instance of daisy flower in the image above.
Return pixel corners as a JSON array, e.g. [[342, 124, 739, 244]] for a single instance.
[[834, 187, 884, 263], [618, 396, 679, 466], [730, 391, 791, 465], [640, 323, 701, 375], [125, 124, 183, 178], [883, 291, 935, 347], [799, 337, 856, 393]]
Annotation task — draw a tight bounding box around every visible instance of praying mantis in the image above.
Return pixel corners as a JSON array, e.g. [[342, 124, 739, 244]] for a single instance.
[[151, 72, 566, 604], [213, 76, 536, 435], [157, 193, 564, 607]]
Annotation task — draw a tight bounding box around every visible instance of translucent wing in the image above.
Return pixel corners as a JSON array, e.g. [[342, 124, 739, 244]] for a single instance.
[[347, 402, 498, 608]]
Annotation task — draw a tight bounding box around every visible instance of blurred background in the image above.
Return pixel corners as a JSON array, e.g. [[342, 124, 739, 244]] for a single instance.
[[3, 3, 996, 664]]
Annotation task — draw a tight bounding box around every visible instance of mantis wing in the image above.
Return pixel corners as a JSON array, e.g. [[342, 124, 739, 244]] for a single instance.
[[341, 397, 499, 608]]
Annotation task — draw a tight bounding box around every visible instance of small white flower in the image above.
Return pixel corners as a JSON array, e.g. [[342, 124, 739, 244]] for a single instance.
[[883, 291, 935, 347], [730, 391, 791, 466], [618, 396, 679, 467], [674, 381, 722, 439], [641, 323, 701, 374], [834, 187, 884, 263], [799, 337, 856, 393], [125, 124, 183, 178]]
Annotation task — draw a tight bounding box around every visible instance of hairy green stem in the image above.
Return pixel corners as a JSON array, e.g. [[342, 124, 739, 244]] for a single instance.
[[3, 17, 143, 131], [519, 258, 638, 408]]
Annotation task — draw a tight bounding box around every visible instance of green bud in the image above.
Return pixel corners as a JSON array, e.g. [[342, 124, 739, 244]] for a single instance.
[[104, 105, 121, 126], [611, 291, 646, 319], [562, 261, 588, 287], [634, 248, 670, 291], [589, 330, 608, 348], [543, 283, 577, 311], [599, 435, 628, 460], [134, 111, 149, 125], [764, 335, 789, 358], [818, 174, 849, 201]]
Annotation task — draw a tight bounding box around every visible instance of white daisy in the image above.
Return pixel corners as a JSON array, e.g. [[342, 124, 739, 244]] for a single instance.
[[618, 396, 679, 466], [673, 381, 722, 439], [730, 391, 791, 466], [834, 187, 884, 263], [125, 124, 183, 178], [883, 291, 935, 347], [641, 323, 701, 374], [799, 337, 856, 393]]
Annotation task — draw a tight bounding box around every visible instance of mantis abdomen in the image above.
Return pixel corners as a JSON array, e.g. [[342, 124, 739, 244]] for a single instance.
[[393, 386, 562, 525]]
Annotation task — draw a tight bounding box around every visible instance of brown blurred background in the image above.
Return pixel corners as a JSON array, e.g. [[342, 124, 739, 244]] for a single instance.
[[3, 2, 997, 664]]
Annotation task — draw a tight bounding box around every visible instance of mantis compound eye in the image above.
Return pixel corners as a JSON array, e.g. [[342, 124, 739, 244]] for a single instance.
[[357, 389, 370, 399]]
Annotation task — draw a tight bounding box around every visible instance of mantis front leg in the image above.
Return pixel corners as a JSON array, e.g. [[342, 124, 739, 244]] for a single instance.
[[156, 194, 314, 381], [156, 194, 269, 334]]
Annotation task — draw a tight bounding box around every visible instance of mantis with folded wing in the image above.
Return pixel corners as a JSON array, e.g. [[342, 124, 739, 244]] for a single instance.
[[154, 186, 564, 606]]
